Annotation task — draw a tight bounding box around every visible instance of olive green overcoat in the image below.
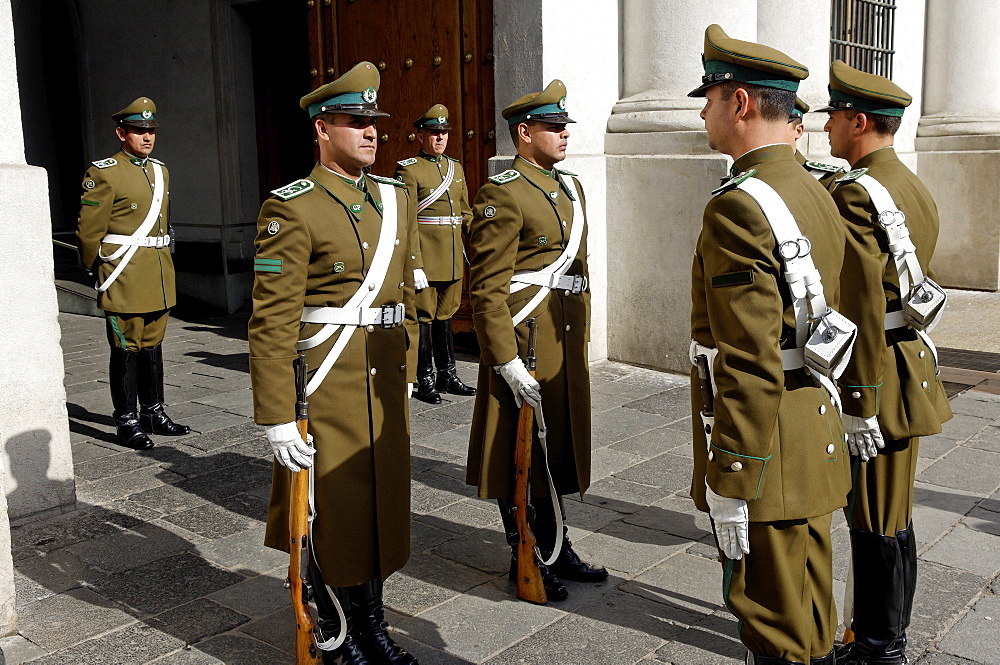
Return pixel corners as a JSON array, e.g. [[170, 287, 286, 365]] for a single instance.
[[830, 147, 952, 438], [249, 164, 418, 586], [76, 150, 175, 313], [690, 145, 852, 523], [467, 156, 591, 499]]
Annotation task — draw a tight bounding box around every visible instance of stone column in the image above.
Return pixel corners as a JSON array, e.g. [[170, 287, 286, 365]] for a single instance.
[[917, 0, 1000, 290], [606, 1, 752, 372]]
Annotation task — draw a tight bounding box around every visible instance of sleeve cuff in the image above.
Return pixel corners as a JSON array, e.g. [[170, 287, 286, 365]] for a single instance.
[[838, 382, 880, 418], [706, 444, 770, 502]]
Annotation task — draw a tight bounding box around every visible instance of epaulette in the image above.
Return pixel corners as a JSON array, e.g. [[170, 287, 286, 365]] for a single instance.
[[557, 168, 578, 177], [397, 157, 417, 167], [488, 169, 520, 185], [711, 169, 757, 196], [92, 158, 117, 169], [804, 160, 842, 173], [148, 157, 165, 166], [835, 167, 869, 184], [368, 174, 405, 187], [446, 155, 460, 162], [271, 179, 314, 201]]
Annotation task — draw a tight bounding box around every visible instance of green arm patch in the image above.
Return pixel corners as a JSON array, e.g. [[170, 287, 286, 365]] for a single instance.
[[711, 270, 754, 288], [367, 174, 406, 187], [254, 258, 282, 274], [80, 199, 101, 207]]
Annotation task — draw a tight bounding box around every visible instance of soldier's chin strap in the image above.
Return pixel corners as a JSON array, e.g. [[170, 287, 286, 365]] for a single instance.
[[530, 402, 564, 567], [308, 466, 347, 652]]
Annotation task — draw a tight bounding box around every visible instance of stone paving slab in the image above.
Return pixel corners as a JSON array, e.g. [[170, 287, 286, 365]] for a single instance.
[[6, 312, 1000, 665]]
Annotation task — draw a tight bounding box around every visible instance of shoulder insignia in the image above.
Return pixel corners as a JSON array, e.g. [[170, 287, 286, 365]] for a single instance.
[[835, 167, 870, 184], [711, 168, 758, 196], [271, 179, 314, 201], [805, 160, 842, 173], [446, 155, 460, 162], [397, 157, 418, 167], [557, 168, 578, 177], [488, 169, 520, 185], [148, 157, 165, 166], [368, 174, 405, 187], [92, 158, 117, 169]]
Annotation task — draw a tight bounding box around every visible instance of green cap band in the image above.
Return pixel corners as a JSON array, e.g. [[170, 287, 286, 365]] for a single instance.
[[506, 103, 567, 125], [308, 91, 369, 117], [121, 112, 154, 122], [704, 59, 801, 93], [828, 89, 905, 117]]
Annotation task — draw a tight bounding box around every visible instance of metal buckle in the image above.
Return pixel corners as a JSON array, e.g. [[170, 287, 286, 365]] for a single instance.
[[379, 303, 402, 328], [878, 209, 906, 228], [570, 275, 585, 295], [778, 237, 811, 260]]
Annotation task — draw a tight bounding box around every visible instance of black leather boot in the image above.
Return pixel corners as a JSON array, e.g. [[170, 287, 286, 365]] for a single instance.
[[838, 530, 908, 665], [897, 523, 917, 657], [432, 319, 476, 396], [746, 654, 805, 665], [349, 579, 418, 664], [497, 498, 568, 601], [412, 323, 441, 404], [536, 496, 608, 583], [137, 346, 190, 435], [110, 348, 153, 450], [810, 650, 835, 665], [308, 567, 371, 665]]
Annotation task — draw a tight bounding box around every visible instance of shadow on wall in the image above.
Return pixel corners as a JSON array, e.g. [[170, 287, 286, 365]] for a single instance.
[[4, 429, 76, 523]]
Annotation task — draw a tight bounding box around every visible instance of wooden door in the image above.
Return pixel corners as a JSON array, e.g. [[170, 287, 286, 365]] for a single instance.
[[306, 0, 495, 338]]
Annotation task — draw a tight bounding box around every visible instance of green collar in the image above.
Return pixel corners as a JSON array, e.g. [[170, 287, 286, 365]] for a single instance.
[[515, 155, 556, 178], [122, 150, 148, 167], [320, 163, 366, 191], [419, 151, 443, 163]]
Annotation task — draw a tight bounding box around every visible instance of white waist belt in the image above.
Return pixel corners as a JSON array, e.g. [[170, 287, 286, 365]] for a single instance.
[[511, 272, 587, 294], [102, 233, 171, 249], [301, 303, 405, 328], [417, 216, 461, 225], [782, 347, 805, 371], [884, 310, 906, 330]]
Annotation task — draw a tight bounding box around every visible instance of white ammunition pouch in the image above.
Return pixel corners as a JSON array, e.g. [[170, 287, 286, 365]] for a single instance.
[[296, 182, 401, 396], [735, 177, 858, 412], [96, 161, 165, 292], [508, 178, 586, 327], [853, 174, 947, 336]]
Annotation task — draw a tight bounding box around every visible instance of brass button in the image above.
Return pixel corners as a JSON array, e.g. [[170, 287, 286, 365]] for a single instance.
[[404, 58, 414, 69], [433, 55, 442, 66], [730, 462, 743, 472], [366, 325, 374, 333], [826, 444, 835, 454], [362, 241, 369, 249], [464, 52, 473, 63], [326, 67, 336, 76], [368, 284, 375, 291], [852, 391, 861, 399], [487, 129, 496, 140], [565, 325, 571, 331], [310, 67, 318, 77], [465, 130, 474, 140], [399, 365, 406, 371], [921, 381, 928, 388], [377, 61, 386, 71], [919, 351, 925, 358], [708, 451, 715, 461], [380, 134, 389, 143], [370, 368, 377, 376], [398, 282, 404, 288], [819, 405, 827, 415], [306, 0, 314, 7], [407, 133, 416, 142]]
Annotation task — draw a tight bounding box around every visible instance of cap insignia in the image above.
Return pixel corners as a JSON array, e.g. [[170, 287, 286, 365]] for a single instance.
[[557, 96, 567, 110], [437, 116, 446, 123], [362, 87, 377, 104], [141, 110, 152, 119]]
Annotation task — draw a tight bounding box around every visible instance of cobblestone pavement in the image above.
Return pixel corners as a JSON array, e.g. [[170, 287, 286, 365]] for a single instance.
[[5, 312, 999, 664]]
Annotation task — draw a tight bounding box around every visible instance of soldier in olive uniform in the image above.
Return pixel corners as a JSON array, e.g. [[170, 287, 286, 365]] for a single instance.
[[467, 80, 607, 602], [820, 61, 953, 665], [249, 62, 419, 665], [688, 26, 851, 665], [76, 98, 189, 451], [395, 104, 476, 404], [788, 97, 844, 181]]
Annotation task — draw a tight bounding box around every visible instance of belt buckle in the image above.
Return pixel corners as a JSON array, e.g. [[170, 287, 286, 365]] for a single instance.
[[379, 303, 400, 329], [570, 275, 585, 295]]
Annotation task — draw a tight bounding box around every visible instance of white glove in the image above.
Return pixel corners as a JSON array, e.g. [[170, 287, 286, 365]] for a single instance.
[[413, 268, 429, 291], [408, 383, 413, 398], [705, 483, 750, 560], [265, 422, 315, 473], [496, 357, 541, 408], [843, 414, 884, 462]]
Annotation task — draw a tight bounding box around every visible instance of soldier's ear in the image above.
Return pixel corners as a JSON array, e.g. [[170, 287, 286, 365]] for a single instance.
[[314, 117, 331, 143], [115, 125, 127, 142]]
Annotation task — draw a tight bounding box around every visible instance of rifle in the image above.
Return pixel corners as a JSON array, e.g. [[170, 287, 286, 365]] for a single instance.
[[290, 352, 320, 664], [512, 318, 547, 604]]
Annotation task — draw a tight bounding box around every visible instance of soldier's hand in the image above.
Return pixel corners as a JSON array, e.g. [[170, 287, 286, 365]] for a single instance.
[[496, 357, 541, 408], [265, 422, 315, 473], [705, 483, 750, 560], [413, 268, 429, 291], [843, 415, 884, 462]]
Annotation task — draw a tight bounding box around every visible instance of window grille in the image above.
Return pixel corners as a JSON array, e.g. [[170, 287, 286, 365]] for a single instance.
[[830, 0, 896, 77]]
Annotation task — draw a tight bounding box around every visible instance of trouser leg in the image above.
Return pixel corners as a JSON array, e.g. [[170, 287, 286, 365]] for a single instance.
[[412, 322, 441, 404], [724, 515, 836, 664], [432, 318, 475, 396], [496, 498, 567, 601]]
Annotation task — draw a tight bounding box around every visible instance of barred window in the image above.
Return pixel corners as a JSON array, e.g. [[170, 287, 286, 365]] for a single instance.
[[830, 0, 896, 77]]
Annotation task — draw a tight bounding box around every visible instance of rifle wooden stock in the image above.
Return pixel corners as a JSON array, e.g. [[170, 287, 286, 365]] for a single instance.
[[513, 393, 547, 604], [291, 355, 319, 664]]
